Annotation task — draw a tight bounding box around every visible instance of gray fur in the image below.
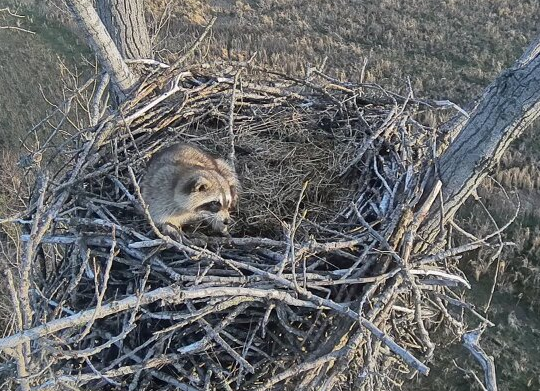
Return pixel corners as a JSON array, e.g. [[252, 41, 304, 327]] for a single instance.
[[141, 143, 239, 233]]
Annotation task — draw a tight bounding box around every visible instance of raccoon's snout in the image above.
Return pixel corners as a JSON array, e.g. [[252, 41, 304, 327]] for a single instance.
[[210, 214, 231, 234]]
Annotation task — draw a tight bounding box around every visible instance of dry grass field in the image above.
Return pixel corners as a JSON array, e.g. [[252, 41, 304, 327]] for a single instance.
[[1, 0, 540, 389]]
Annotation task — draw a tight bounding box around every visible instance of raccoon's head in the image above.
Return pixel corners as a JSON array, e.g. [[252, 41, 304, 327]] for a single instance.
[[174, 168, 238, 234]]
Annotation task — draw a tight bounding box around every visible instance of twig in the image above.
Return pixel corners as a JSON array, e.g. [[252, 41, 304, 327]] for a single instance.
[[462, 329, 498, 391], [90, 72, 109, 126], [150, 370, 200, 391], [0, 286, 317, 351], [78, 227, 117, 340], [6, 270, 30, 391], [227, 69, 241, 167], [168, 16, 217, 72]]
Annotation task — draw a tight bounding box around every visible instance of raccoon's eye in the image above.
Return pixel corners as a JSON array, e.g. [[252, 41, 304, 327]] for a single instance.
[[199, 201, 222, 213]]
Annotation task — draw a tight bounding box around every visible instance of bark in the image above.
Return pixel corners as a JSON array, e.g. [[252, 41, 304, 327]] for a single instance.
[[97, 0, 152, 60], [421, 35, 540, 239], [66, 0, 137, 103]]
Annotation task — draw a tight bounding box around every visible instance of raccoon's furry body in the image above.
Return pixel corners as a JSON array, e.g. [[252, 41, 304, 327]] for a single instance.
[[141, 143, 239, 234]]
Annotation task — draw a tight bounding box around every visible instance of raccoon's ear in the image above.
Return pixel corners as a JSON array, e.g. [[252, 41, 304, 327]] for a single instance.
[[186, 175, 211, 193]]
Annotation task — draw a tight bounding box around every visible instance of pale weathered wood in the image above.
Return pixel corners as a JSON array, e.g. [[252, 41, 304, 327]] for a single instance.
[[422, 34, 540, 238], [463, 329, 498, 391], [0, 286, 317, 351], [66, 0, 137, 102], [97, 0, 152, 60]]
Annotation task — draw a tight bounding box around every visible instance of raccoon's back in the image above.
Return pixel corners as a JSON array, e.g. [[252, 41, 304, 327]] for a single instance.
[[146, 144, 214, 171], [140, 163, 183, 224]]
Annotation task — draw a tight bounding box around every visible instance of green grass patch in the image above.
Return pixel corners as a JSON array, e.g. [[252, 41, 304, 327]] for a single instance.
[[0, 1, 91, 148]]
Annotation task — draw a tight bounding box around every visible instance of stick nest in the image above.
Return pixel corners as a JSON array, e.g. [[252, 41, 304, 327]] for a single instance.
[[1, 61, 488, 391]]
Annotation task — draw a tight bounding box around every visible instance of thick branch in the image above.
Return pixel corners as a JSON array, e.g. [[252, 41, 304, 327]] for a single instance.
[[66, 0, 137, 102], [0, 286, 316, 351], [97, 0, 152, 60], [423, 34, 540, 235]]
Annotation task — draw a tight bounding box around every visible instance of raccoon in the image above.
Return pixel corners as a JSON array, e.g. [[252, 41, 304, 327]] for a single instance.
[[141, 143, 239, 234]]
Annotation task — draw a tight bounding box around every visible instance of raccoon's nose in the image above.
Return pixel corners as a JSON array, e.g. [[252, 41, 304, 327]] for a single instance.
[[223, 218, 230, 226]]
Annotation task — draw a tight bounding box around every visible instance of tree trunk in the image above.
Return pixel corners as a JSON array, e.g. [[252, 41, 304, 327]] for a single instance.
[[97, 0, 152, 60], [66, 0, 137, 103], [421, 35, 540, 241]]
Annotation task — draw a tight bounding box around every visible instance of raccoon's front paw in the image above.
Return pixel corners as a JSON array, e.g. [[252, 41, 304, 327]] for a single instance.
[[161, 224, 184, 243], [212, 218, 231, 237]]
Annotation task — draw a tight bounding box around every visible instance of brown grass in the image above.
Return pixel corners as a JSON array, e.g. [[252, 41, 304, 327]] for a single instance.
[[148, 0, 540, 103], [0, 0, 90, 148]]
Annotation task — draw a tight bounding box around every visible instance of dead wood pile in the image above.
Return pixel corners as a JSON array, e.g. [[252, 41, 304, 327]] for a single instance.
[[0, 60, 501, 390]]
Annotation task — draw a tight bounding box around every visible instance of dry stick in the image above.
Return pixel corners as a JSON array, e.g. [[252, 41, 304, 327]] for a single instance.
[[0, 286, 317, 351], [432, 296, 465, 331], [249, 64, 343, 106], [482, 189, 520, 314], [6, 269, 30, 391], [415, 241, 515, 265], [409, 269, 470, 289], [84, 357, 121, 388], [227, 68, 241, 167], [400, 180, 443, 266], [59, 324, 137, 359], [167, 16, 217, 73], [149, 370, 200, 391], [123, 71, 192, 124], [180, 218, 435, 377], [463, 329, 498, 391], [78, 227, 117, 341], [280, 181, 308, 288], [176, 302, 254, 355], [330, 277, 399, 391], [126, 268, 157, 391], [206, 361, 236, 391], [410, 281, 435, 359], [186, 302, 255, 374], [34, 354, 182, 390], [272, 276, 430, 375], [1, 275, 430, 377], [21, 176, 48, 319], [352, 204, 403, 265], [450, 220, 486, 243], [340, 90, 411, 176], [177, 236, 286, 249], [29, 121, 110, 243], [90, 72, 110, 126], [437, 291, 495, 327], [123, 185, 430, 377], [17, 174, 48, 387], [452, 359, 489, 391], [476, 198, 506, 314], [225, 52, 257, 167], [254, 349, 345, 391], [319, 324, 376, 391], [353, 201, 436, 358], [338, 239, 377, 280], [125, 59, 170, 68], [23, 75, 97, 148]]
